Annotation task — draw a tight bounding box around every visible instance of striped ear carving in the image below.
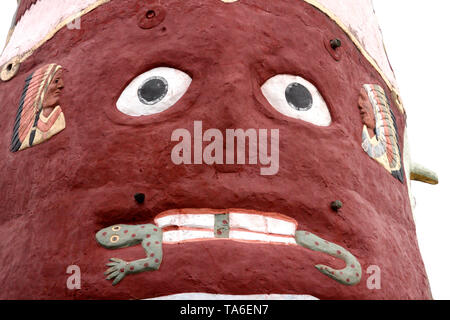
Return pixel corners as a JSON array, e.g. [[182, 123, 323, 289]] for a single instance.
[[358, 84, 404, 183], [10, 63, 66, 152]]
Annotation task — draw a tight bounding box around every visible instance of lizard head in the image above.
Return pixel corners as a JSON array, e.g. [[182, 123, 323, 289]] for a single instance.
[[95, 224, 141, 249]]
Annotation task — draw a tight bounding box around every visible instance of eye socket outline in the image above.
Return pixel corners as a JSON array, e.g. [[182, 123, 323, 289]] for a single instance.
[[261, 74, 332, 127], [112, 226, 121, 231], [110, 235, 120, 243], [116, 67, 192, 117]]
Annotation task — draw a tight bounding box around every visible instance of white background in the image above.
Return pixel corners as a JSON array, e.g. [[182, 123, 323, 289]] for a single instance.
[[0, 0, 448, 299]]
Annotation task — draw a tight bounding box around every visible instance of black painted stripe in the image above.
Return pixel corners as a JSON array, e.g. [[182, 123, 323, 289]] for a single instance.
[[10, 72, 33, 152], [28, 112, 40, 147]]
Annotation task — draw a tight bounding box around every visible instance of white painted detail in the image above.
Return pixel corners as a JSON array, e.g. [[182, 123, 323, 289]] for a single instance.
[[147, 293, 319, 300], [162, 229, 215, 243], [261, 74, 331, 126], [229, 212, 267, 234], [116, 67, 191, 116], [161, 229, 296, 245], [229, 212, 296, 236], [266, 216, 297, 236], [155, 214, 215, 229], [156, 212, 298, 244], [0, 0, 104, 65], [229, 230, 296, 245]]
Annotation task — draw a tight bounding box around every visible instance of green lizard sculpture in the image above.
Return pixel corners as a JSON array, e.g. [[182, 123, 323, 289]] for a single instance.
[[95, 224, 163, 285], [96, 222, 362, 286]]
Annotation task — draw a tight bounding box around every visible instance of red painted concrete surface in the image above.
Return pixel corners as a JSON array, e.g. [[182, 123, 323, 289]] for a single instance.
[[0, 0, 432, 299]]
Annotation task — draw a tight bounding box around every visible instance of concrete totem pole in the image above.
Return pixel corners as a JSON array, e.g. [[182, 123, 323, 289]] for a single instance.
[[0, 0, 438, 299]]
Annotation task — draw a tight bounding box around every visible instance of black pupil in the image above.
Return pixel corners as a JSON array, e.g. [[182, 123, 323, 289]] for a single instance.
[[138, 77, 168, 105], [285, 82, 313, 111]]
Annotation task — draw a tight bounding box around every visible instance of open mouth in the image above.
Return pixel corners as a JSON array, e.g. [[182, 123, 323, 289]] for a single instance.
[[96, 208, 362, 288], [155, 208, 298, 245]]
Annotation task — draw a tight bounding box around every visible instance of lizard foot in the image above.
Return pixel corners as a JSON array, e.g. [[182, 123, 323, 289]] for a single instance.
[[104, 258, 129, 285]]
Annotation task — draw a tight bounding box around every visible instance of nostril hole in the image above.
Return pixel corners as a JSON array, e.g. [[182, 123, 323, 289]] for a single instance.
[[146, 10, 156, 19]]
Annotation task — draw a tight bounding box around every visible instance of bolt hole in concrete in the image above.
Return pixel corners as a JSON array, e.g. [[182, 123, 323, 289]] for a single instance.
[[134, 193, 145, 204], [331, 200, 343, 211], [146, 10, 156, 19], [330, 39, 341, 50]]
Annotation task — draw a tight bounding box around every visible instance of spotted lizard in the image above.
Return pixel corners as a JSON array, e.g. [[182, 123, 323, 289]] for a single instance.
[[95, 224, 163, 285]]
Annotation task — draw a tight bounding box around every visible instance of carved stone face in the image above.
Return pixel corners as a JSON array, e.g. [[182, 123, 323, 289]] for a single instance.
[[358, 88, 376, 132], [42, 69, 64, 111], [0, 0, 431, 299]]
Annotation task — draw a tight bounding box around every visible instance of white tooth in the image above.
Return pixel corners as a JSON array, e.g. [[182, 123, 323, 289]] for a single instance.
[[229, 212, 268, 234], [155, 214, 215, 229], [266, 216, 297, 236], [229, 230, 296, 245], [162, 229, 215, 243], [229, 212, 297, 236]]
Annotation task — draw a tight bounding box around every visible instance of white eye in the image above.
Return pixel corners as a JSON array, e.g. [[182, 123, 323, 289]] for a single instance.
[[116, 67, 192, 116], [261, 75, 331, 126]]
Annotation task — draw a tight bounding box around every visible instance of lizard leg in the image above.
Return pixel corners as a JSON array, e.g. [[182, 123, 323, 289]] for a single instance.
[[137, 224, 163, 273], [115, 236, 163, 281], [124, 256, 162, 275]]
